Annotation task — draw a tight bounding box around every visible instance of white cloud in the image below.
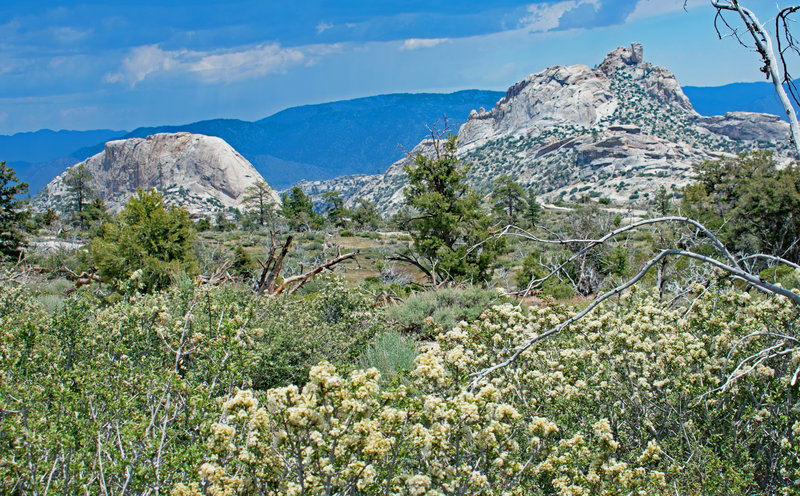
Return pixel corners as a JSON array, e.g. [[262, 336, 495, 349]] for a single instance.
[[189, 43, 306, 82], [400, 38, 449, 51], [519, 0, 603, 32], [626, 0, 704, 22], [59, 105, 99, 121], [316, 21, 333, 34], [52, 26, 92, 44], [104, 44, 183, 86], [104, 42, 340, 86]]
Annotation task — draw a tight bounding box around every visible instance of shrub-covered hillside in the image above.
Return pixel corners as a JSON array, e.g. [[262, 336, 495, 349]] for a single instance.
[[1, 278, 798, 494]]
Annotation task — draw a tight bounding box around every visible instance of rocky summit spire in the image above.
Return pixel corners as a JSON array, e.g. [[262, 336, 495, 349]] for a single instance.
[[294, 43, 793, 215], [599, 43, 644, 74]]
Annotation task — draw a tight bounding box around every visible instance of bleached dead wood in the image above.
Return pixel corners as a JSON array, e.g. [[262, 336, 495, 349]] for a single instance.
[[468, 216, 800, 389], [711, 0, 800, 156], [273, 251, 357, 295]]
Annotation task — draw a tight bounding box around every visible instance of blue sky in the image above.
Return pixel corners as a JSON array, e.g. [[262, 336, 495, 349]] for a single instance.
[[0, 0, 793, 134]]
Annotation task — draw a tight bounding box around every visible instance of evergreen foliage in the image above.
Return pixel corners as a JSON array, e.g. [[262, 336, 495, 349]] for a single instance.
[[491, 175, 526, 225], [403, 134, 505, 283], [243, 180, 275, 228], [524, 190, 542, 227], [351, 199, 382, 231], [321, 190, 348, 227], [654, 185, 672, 215], [90, 189, 197, 292], [280, 186, 321, 231], [682, 150, 800, 262], [63, 162, 94, 230], [0, 162, 29, 260]]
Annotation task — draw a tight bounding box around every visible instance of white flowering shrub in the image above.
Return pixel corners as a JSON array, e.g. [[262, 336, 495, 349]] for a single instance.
[[175, 363, 666, 496], [0, 278, 383, 494], [2, 270, 797, 494], [179, 285, 799, 495]]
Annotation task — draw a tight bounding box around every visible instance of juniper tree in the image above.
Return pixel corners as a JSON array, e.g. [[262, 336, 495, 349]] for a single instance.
[[0, 162, 29, 260], [682, 150, 800, 262], [90, 189, 197, 292], [491, 175, 526, 226], [399, 133, 504, 284]]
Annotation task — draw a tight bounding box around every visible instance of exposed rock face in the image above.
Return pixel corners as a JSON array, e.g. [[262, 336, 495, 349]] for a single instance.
[[35, 132, 278, 215], [301, 44, 793, 215], [692, 112, 789, 141]]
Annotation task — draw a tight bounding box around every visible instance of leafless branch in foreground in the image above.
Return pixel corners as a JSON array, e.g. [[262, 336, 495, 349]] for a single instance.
[[711, 0, 800, 156], [468, 216, 800, 389]]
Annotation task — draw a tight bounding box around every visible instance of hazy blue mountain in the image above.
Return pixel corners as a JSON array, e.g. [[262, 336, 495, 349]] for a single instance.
[[0, 129, 125, 163], [118, 90, 505, 189], [683, 82, 799, 119], [9, 83, 800, 196], [0, 129, 126, 195]]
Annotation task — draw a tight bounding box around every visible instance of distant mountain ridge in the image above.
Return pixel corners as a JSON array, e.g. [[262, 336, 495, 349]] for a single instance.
[[110, 90, 506, 191], [683, 82, 799, 119], [1, 129, 126, 195], [299, 44, 794, 215], [0, 129, 126, 163], [2, 81, 796, 198]]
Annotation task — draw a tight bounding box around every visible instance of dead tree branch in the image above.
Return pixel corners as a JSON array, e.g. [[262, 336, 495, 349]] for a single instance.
[[468, 216, 800, 388], [711, 0, 800, 155], [255, 234, 293, 295], [273, 251, 357, 295]]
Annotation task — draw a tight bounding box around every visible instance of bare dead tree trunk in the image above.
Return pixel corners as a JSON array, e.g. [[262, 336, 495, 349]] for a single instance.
[[255, 234, 293, 295], [254, 234, 357, 296], [711, 0, 800, 156]]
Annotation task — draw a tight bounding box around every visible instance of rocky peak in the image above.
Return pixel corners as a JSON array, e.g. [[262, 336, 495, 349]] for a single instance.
[[34, 132, 279, 216], [303, 43, 793, 215], [598, 43, 644, 74]]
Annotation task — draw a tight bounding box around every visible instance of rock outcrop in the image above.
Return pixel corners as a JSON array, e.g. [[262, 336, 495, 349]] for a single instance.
[[301, 43, 793, 214], [691, 112, 789, 141], [35, 132, 278, 215]]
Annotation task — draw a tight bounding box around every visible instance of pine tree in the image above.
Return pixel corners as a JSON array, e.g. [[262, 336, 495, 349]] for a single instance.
[[322, 190, 347, 227], [243, 180, 275, 228], [654, 185, 671, 215], [491, 176, 526, 225], [280, 186, 320, 231], [401, 134, 504, 283], [352, 199, 381, 231], [524, 190, 542, 227], [0, 162, 29, 260], [64, 162, 95, 230]]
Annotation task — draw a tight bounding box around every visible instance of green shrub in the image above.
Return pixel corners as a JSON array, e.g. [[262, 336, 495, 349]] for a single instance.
[[356, 329, 418, 381], [248, 277, 386, 389], [231, 244, 255, 277], [516, 252, 575, 299], [90, 189, 197, 292], [383, 286, 505, 337], [0, 276, 393, 493], [180, 286, 800, 495], [305, 241, 323, 251], [0, 282, 255, 493], [759, 264, 800, 290]]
